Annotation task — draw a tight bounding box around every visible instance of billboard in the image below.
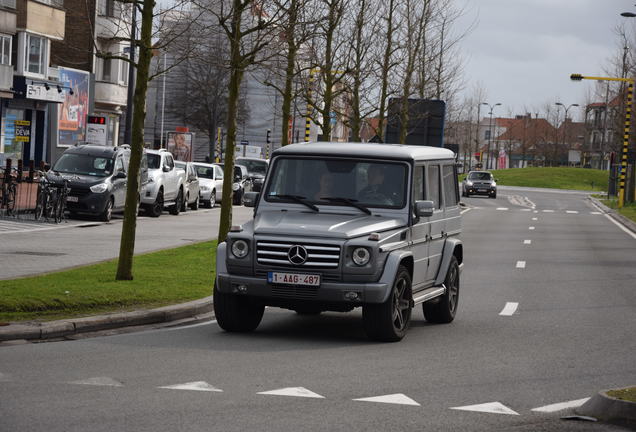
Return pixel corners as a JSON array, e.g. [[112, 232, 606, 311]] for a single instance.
[[58, 67, 90, 147], [385, 99, 446, 147], [167, 132, 193, 162]]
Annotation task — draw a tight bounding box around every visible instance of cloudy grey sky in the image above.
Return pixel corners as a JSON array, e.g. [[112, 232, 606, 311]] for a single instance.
[[456, 0, 636, 119]]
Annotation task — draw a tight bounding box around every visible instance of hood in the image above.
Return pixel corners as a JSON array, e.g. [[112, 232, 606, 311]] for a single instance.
[[253, 210, 406, 239], [47, 172, 106, 188]]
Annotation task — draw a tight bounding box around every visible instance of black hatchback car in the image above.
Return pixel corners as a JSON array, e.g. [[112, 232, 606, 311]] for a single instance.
[[49, 145, 146, 221], [461, 170, 497, 198]]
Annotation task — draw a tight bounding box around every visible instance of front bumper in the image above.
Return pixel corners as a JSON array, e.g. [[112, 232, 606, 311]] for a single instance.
[[216, 272, 390, 304], [466, 186, 496, 195], [199, 188, 213, 201], [141, 181, 160, 204], [66, 190, 110, 215]]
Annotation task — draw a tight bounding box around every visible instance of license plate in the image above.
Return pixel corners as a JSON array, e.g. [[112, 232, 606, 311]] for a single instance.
[[478, 189, 487, 192], [267, 272, 320, 286], [66, 196, 79, 202]]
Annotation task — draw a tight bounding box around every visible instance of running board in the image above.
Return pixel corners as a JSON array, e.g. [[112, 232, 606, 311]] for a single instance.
[[412, 285, 445, 306]]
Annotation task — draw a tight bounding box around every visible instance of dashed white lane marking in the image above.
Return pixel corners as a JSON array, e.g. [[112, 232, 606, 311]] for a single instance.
[[521, 209, 531, 212], [529, 226, 535, 230], [531, 398, 590, 413], [257, 387, 325, 398], [499, 302, 519, 316], [523, 240, 532, 245], [533, 210, 539, 213], [451, 402, 520, 415], [516, 261, 526, 268], [496, 207, 509, 211], [590, 211, 602, 215], [566, 210, 579, 214], [159, 381, 223, 392], [542, 210, 554, 213], [69, 377, 123, 387], [353, 394, 420, 406], [532, 217, 538, 221]]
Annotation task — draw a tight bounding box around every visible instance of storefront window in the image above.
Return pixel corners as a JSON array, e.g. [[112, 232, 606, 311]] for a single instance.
[[1, 109, 26, 165]]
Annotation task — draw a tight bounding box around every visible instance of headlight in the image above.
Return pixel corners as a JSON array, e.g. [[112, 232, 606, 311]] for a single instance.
[[466, 181, 473, 186], [90, 183, 108, 193], [232, 183, 240, 191], [200, 185, 210, 191], [491, 182, 497, 187], [352, 247, 370, 266], [231, 239, 249, 258]]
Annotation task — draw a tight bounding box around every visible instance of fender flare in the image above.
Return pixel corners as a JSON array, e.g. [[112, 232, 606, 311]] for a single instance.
[[377, 250, 413, 303], [215, 242, 228, 284], [434, 237, 463, 286]]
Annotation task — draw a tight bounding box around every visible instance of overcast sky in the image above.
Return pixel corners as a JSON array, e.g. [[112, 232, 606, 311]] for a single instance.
[[455, 0, 636, 119]]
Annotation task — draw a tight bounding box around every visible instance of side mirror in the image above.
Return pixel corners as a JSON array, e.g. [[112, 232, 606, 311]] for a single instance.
[[115, 171, 126, 179], [162, 165, 170, 172], [415, 200, 435, 218], [234, 174, 242, 182], [243, 191, 259, 207]]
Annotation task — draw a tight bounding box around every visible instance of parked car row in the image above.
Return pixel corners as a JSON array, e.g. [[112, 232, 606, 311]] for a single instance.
[[46, 144, 269, 222]]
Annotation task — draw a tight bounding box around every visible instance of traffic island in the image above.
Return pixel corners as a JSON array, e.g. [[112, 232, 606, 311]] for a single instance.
[[575, 386, 636, 427], [0, 296, 213, 342]]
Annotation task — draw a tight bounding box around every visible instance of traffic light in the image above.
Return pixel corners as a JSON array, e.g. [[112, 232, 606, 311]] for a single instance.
[[570, 74, 583, 81], [266, 129, 271, 144]]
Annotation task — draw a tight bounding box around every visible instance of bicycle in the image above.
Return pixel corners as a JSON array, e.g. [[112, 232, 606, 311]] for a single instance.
[[0, 167, 18, 217], [53, 177, 70, 224], [34, 172, 57, 221]]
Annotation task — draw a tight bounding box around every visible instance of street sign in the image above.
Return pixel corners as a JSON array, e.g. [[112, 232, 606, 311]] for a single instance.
[[87, 115, 108, 146]]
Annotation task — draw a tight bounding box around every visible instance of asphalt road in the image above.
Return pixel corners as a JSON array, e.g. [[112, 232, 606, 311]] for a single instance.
[[1, 188, 635, 431], [0, 205, 255, 280]]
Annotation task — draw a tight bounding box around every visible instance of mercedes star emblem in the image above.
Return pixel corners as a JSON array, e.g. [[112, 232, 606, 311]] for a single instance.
[[288, 245, 308, 265]]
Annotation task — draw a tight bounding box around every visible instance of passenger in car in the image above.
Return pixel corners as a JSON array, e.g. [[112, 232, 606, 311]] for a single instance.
[[314, 172, 334, 201]]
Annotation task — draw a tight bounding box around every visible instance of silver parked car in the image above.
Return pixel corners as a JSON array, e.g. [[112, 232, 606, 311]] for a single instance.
[[215, 142, 463, 342], [174, 161, 200, 211], [192, 162, 224, 208]]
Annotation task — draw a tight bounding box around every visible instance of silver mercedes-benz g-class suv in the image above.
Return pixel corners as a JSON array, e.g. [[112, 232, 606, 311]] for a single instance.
[[214, 142, 463, 342]]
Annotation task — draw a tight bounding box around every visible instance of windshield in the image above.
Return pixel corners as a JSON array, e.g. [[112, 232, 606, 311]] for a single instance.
[[467, 172, 492, 181], [53, 153, 114, 177], [265, 157, 408, 209], [237, 158, 268, 175], [194, 165, 214, 179], [147, 154, 161, 170]]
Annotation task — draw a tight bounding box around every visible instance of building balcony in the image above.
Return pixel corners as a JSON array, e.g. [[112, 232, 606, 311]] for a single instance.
[[94, 80, 127, 109], [96, 15, 129, 40], [16, 0, 65, 40], [0, 64, 13, 92], [0, 0, 16, 9], [0, 7, 16, 34]]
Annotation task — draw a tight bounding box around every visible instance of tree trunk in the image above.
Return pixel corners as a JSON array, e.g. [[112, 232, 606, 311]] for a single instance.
[[116, 0, 155, 280], [280, 0, 298, 147], [376, 0, 395, 143]]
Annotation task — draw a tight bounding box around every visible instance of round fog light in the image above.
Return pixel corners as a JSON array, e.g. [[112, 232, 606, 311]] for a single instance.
[[352, 247, 370, 266]]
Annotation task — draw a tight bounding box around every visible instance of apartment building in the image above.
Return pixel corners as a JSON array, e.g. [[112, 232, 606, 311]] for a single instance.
[[0, 0, 66, 165]]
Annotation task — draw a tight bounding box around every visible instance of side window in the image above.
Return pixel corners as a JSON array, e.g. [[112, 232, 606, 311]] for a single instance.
[[216, 166, 224, 180], [413, 165, 424, 201], [114, 156, 124, 173], [165, 155, 174, 170], [426, 165, 441, 209], [442, 164, 458, 207]]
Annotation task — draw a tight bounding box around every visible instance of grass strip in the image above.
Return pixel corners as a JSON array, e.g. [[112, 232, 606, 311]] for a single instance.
[[0, 240, 217, 322], [460, 167, 608, 191], [600, 198, 636, 224], [607, 387, 636, 403]]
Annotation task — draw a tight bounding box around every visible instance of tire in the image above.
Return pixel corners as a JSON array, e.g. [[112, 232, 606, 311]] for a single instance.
[[34, 187, 45, 221], [54, 195, 65, 224], [45, 190, 57, 220], [148, 189, 163, 217], [181, 192, 188, 212], [209, 190, 216, 208], [423, 256, 459, 324], [491, 192, 497, 199], [6, 185, 16, 216], [100, 198, 113, 222], [169, 189, 183, 215], [190, 195, 199, 210], [214, 283, 264, 332], [363, 265, 412, 342]]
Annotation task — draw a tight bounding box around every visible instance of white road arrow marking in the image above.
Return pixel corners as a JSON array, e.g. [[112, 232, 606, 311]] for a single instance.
[[499, 302, 519, 316], [353, 393, 420, 406], [531, 397, 590, 413], [451, 402, 519, 415], [257, 387, 325, 398], [69, 377, 123, 387], [516, 261, 526, 268], [158, 381, 223, 392]]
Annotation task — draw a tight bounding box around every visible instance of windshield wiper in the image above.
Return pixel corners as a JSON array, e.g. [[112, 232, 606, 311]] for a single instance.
[[270, 194, 319, 212], [320, 197, 372, 215]]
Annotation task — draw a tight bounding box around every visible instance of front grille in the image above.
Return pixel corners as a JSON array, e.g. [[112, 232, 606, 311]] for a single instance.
[[473, 182, 491, 188], [271, 285, 319, 300], [70, 187, 91, 197], [257, 241, 340, 269]]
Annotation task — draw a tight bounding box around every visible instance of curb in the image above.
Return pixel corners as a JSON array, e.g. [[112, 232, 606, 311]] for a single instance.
[[588, 196, 636, 234], [576, 388, 636, 427], [0, 296, 213, 342]]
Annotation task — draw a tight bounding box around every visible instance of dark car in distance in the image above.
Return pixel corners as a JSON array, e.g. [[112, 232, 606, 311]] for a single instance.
[[235, 157, 268, 192], [461, 170, 497, 198]]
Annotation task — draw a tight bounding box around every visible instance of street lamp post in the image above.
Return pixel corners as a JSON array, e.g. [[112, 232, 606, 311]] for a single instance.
[[482, 102, 501, 170], [555, 102, 579, 166]]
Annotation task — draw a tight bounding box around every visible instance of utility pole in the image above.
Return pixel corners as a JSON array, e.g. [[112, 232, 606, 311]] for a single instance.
[[482, 102, 501, 170]]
